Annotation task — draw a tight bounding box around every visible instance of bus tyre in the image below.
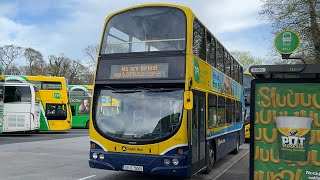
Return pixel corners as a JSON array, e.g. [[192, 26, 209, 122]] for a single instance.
[[232, 136, 240, 154], [86, 121, 89, 129], [204, 143, 215, 174], [33, 129, 40, 134], [27, 130, 39, 134]]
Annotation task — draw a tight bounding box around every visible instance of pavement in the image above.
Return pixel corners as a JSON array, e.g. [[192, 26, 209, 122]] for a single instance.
[[0, 129, 250, 180], [217, 148, 249, 180]]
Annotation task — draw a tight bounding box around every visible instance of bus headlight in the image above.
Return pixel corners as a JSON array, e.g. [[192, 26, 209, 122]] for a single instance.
[[172, 158, 179, 166], [163, 158, 170, 166], [99, 154, 105, 160], [92, 153, 98, 159]]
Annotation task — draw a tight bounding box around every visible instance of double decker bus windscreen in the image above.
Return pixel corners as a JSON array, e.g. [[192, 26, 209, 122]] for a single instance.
[[94, 88, 183, 143], [101, 7, 186, 54]]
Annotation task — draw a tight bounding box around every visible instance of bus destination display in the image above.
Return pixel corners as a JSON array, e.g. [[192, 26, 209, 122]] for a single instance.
[[110, 63, 169, 79]]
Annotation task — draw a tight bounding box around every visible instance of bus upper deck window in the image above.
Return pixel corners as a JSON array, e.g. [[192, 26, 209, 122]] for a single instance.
[[101, 7, 186, 54]]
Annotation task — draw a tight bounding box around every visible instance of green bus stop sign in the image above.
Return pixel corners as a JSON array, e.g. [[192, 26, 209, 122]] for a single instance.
[[274, 30, 300, 55]]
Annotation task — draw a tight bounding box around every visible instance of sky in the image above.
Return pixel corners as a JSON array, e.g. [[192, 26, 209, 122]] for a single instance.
[[0, 0, 274, 63]]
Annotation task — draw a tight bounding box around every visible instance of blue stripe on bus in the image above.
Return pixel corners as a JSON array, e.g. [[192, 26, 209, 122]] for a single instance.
[[207, 123, 243, 139]]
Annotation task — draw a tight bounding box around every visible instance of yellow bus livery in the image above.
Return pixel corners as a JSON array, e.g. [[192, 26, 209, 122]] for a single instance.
[[89, 4, 245, 177], [5, 75, 72, 131]]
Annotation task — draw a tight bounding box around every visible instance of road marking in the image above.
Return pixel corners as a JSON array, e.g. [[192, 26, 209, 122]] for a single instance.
[[212, 150, 249, 180], [77, 175, 96, 180]]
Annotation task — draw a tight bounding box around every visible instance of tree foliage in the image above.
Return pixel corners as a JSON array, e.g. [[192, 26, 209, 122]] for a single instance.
[[83, 44, 99, 68], [231, 51, 264, 71], [47, 54, 94, 84], [0, 45, 23, 74], [23, 47, 45, 75], [260, 0, 320, 63], [0, 45, 94, 85], [67, 60, 93, 85], [48, 54, 72, 77]]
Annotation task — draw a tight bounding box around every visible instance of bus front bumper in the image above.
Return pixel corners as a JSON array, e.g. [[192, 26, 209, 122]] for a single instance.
[[88, 151, 190, 177]]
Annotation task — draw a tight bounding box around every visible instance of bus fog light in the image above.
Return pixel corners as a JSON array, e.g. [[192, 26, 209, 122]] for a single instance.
[[163, 158, 170, 166], [99, 154, 105, 160], [92, 153, 98, 159], [172, 158, 179, 166]]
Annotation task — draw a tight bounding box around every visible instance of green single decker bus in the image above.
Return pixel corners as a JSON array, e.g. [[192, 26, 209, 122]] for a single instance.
[[68, 85, 93, 128]]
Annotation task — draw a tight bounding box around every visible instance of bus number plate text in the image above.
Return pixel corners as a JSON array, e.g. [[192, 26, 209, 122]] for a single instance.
[[123, 165, 143, 172]]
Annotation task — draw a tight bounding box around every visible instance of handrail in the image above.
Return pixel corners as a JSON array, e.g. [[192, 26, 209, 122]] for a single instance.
[[107, 38, 185, 45]]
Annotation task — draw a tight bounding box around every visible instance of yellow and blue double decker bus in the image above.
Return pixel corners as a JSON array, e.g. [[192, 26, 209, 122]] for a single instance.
[[5, 75, 72, 131], [89, 4, 245, 177]]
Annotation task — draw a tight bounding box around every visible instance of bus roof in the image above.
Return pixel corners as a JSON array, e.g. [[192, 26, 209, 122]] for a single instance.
[[106, 3, 192, 19], [5, 75, 66, 82], [249, 64, 320, 79], [68, 85, 93, 90], [4, 82, 34, 87]]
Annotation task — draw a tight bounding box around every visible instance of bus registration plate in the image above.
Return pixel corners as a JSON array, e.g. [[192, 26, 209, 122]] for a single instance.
[[123, 165, 143, 172]]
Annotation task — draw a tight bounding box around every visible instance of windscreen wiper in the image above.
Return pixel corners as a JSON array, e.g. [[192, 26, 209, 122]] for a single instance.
[[113, 90, 142, 93], [135, 86, 180, 92], [104, 85, 117, 91], [147, 88, 180, 92], [104, 85, 141, 93]]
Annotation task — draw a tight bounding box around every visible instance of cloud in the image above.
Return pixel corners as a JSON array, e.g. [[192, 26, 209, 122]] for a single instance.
[[199, 0, 266, 33], [0, 0, 271, 62], [220, 25, 274, 60], [0, 2, 18, 17], [0, 0, 132, 60], [0, 15, 64, 55]]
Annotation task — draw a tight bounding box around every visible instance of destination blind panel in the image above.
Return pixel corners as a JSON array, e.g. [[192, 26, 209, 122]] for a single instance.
[[110, 63, 169, 79], [96, 55, 185, 81]]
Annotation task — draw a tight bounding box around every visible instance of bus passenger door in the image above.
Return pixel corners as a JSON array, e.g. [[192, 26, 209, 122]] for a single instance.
[[191, 91, 206, 174]]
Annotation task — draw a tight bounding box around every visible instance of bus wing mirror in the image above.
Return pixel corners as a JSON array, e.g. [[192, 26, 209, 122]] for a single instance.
[[184, 91, 193, 110]]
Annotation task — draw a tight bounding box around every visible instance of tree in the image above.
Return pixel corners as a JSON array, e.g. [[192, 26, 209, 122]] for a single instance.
[[82, 70, 94, 85], [0, 45, 22, 74], [260, 0, 320, 63], [6, 63, 22, 75], [83, 44, 99, 68], [48, 54, 71, 77], [0, 44, 94, 84], [231, 51, 264, 71], [48, 54, 94, 85], [67, 60, 93, 85], [23, 47, 46, 75]]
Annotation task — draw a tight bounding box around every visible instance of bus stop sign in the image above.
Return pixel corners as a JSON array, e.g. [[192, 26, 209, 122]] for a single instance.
[[274, 30, 300, 55]]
